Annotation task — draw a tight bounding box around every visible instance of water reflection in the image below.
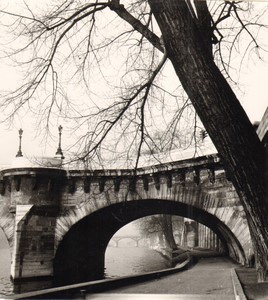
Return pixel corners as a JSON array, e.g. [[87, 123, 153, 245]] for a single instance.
[[0, 248, 13, 296], [105, 246, 169, 278], [0, 243, 169, 296], [13, 279, 54, 295]]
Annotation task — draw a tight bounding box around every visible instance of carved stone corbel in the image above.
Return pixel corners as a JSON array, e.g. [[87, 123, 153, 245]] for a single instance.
[[99, 177, 106, 193], [142, 176, 149, 191], [83, 177, 91, 193], [208, 167, 215, 184], [153, 174, 160, 190], [166, 173, 172, 188], [193, 168, 200, 185], [113, 177, 121, 193]]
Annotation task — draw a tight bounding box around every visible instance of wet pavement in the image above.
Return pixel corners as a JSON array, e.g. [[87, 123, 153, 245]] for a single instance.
[[14, 250, 268, 299], [87, 257, 240, 299], [236, 267, 268, 300]]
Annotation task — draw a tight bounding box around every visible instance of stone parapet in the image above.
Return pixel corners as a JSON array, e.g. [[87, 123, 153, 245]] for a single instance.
[[0, 155, 252, 284]]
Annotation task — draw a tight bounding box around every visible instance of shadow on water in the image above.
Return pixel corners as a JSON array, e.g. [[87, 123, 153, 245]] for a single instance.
[[105, 246, 170, 278], [1, 244, 169, 295], [0, 230, 13, 296], [0, 248, 13, 296], [0, 228, 54, 295], [13, 278, 54, 295]]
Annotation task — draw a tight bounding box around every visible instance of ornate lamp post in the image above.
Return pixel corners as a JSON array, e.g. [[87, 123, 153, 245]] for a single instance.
[[16, 128, 23, 157], [55, 125, 65, 159]]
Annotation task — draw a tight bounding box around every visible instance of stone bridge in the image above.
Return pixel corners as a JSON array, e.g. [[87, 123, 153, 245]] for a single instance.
[[0, 153, 251, 286], [0, 107, 267, 287], [110, 235, 144, 247]]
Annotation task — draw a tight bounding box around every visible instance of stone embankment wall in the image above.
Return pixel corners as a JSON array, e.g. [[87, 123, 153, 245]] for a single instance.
[[0, 154, 251, 284]]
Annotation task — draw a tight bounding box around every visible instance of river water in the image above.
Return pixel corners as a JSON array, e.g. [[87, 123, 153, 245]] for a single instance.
[[105, 246, 169, 277], [0, 246, 169, 296], [0, 248, 13, 297]]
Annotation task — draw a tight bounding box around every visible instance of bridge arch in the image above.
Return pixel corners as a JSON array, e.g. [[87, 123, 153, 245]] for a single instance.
[[54, 199, 245, 286], [110, 235, 143, 247]]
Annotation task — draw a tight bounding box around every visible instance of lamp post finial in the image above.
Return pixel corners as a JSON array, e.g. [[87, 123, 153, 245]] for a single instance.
[[16, 128, 23, 157], [55, 125, 64, 159]]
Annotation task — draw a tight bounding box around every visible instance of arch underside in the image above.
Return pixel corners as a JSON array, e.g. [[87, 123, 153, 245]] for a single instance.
[[54, 199, 246, 286]]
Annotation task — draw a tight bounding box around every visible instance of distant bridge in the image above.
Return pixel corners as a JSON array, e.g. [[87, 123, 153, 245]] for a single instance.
[[110, 235, 144, 247], [0, 154, 251, 286], [0, 107, 266, 287]]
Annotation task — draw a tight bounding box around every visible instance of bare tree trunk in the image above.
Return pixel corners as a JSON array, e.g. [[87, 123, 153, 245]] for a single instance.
[[149, 0, 268, 281], [161, 215, 177, 250]]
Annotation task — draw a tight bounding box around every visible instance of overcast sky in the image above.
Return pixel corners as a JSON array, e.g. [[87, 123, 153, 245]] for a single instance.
[[0, 1, 267, 166]]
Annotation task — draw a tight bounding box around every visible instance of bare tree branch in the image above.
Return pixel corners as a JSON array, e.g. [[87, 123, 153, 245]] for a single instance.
[[108, 0, 163, 52]]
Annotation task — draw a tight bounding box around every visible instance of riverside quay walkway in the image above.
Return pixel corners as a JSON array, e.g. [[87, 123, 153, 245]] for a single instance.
[[88, 256, 244, 300], [12, 251, 252, 300]]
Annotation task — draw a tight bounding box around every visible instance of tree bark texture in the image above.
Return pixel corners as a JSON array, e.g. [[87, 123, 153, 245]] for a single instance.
[[162, 215, 177, 250], [148, 0, 268, 281]]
